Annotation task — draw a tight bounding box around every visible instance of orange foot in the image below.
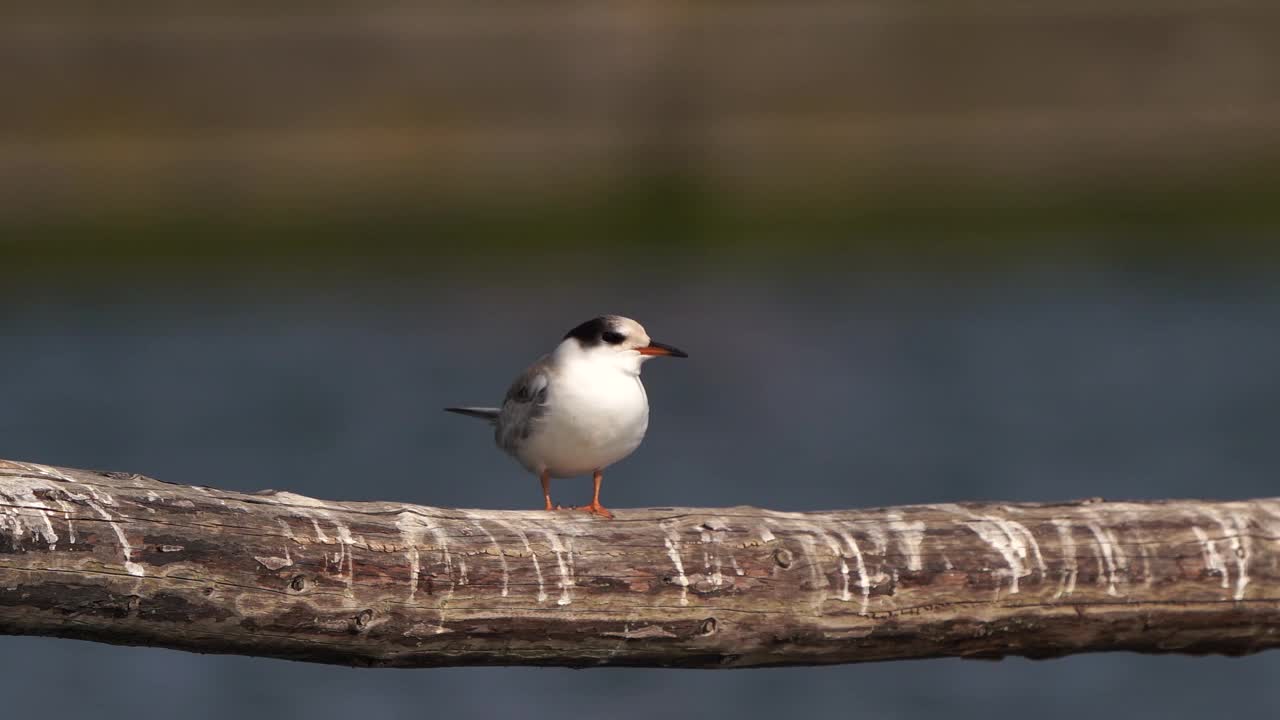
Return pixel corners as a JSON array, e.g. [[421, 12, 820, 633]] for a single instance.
[[572, 502, 614, 519]]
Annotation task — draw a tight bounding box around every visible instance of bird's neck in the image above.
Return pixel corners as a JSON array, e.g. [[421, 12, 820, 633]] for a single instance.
[[554, 343, 644, 378]]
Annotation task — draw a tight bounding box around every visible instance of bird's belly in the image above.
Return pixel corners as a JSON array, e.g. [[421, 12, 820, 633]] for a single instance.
[[519, 378, 649, 478]]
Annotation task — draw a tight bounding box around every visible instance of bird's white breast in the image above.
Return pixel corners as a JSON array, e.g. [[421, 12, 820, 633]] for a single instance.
[[518, 357, 649, 478]]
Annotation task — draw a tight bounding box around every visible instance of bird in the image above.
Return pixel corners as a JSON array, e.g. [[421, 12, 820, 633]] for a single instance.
[[445, 315, 687, 519]]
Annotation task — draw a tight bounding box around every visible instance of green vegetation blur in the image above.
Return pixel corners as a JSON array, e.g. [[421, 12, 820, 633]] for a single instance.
[[4, 3, 1279, 277]]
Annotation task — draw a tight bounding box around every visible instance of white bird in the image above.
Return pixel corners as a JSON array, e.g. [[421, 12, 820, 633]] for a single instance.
[[445, 315, 687, 518]]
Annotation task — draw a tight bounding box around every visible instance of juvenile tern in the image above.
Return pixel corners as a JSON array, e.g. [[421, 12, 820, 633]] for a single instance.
[[445, 315, 687, 518]]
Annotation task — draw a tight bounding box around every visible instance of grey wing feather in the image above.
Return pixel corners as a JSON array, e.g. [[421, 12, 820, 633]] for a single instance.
[[495, 357, 552, 454], [444, 407, 501, 422]]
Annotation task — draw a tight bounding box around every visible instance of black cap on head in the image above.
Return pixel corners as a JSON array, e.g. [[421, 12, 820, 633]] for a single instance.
[[564, 316, 619, 347]]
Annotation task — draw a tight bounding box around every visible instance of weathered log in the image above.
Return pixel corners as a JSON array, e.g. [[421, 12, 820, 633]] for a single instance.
[[1, 458, 1278, 668]]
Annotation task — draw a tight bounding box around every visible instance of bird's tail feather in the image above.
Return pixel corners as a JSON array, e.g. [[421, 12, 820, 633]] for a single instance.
[[444, 406, 501, 422]]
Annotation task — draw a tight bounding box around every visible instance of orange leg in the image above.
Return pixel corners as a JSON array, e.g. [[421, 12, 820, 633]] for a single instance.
[[540, 470, 554, 511], [574, 470, 614, 519]]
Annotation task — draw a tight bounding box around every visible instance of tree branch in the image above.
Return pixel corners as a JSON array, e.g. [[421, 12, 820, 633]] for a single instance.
[[1, 458, 1278, 668]]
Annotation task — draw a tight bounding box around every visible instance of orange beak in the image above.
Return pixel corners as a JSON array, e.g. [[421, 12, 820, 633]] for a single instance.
[[637, 341, 688, 358]]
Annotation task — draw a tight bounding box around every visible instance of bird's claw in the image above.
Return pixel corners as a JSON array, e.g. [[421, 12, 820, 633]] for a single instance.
[[572, 503, 614, 519], [546, 503, 612, 519]]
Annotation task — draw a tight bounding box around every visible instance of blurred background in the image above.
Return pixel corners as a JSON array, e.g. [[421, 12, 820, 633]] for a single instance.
[[2, 2, 1279, 719]]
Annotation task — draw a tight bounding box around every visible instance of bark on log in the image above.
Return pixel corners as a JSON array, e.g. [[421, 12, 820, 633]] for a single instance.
[[1, 458, 1278, 668]]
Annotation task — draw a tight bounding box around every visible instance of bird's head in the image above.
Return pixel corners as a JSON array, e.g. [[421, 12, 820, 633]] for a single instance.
[[557, 315, 687, 374]]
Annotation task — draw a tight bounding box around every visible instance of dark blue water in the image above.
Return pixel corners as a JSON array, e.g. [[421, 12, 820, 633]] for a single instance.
[[2, 272, 1278, 719]]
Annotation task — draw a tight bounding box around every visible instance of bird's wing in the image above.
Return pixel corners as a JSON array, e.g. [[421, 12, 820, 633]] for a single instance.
[[495, 356, 552, 454]]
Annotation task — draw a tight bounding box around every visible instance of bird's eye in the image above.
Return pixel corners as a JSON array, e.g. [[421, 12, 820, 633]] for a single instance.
[[601, 331, 626, 345]]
